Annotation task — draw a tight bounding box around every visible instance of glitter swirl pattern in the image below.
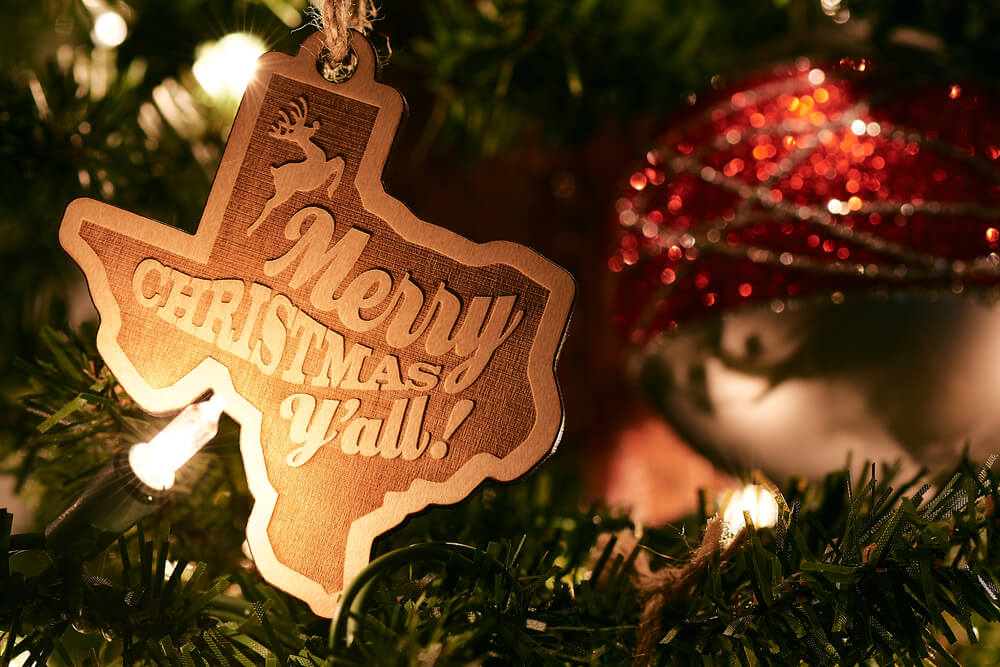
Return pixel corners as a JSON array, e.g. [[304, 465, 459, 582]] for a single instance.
[[611, 59, 1000, 344]]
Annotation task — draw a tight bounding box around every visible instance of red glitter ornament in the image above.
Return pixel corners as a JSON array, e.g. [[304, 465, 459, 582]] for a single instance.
[[611, 59, 1000, 482], [612, 59, 1000, 344]]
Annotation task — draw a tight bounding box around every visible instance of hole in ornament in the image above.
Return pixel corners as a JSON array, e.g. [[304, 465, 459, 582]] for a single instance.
[[317, 46, 358, 83]]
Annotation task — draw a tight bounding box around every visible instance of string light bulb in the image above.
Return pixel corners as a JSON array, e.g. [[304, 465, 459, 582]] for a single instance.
[[720, 484, 779, 536], [128, 393, 226, 490], [46, 394, 226, 558]]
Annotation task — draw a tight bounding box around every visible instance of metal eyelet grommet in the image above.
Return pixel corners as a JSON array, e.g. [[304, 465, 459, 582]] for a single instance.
[[317, 45, 358, 83]]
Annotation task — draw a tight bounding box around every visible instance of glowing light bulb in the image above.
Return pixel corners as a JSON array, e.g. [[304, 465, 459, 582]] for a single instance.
[[93, 11, 128, 48], [720, 484, 779, 535], [128, 394, 226, 490], [193, 33, 267, 100]]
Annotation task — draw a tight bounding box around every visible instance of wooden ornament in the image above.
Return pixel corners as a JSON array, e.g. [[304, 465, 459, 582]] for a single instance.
[[59, 32, 575, 616]]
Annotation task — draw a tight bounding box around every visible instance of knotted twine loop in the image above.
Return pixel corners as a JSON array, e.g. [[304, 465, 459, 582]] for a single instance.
[[599, 518, 747, 667], [311, 0, 377, 82]]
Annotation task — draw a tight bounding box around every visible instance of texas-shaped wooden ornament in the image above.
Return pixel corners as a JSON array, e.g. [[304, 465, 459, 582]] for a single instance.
[[59, 32, 574, 616]]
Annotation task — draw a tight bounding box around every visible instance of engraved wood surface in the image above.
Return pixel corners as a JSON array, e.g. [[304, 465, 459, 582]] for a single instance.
[[59, 32, 574, 616]]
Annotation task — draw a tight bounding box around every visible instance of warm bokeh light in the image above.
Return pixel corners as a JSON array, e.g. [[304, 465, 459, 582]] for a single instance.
[[93, 10, 127, 48], [128, 394, 226, 490], [193, 32, 267, 100], [720, 484, 779, 534]]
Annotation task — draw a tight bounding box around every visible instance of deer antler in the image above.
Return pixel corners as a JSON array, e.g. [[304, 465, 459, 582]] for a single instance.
[[269, 96, 311, 139]]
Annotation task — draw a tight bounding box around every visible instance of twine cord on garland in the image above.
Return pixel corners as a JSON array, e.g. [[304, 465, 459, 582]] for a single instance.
[[607, 518, 747, 666]]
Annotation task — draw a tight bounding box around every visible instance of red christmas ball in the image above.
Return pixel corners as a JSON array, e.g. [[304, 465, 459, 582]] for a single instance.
[[613, 59, 1000, 480]]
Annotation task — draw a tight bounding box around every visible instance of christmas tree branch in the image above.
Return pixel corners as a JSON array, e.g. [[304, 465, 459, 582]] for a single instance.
[[329, 455, 1000, 665]]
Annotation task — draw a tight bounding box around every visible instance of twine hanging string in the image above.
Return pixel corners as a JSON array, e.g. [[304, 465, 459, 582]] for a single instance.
[[311, 0, 378, 80], [602, 519, 747, 667]]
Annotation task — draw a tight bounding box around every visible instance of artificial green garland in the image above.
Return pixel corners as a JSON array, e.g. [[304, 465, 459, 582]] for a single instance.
[[3, 329, 1000, 665]]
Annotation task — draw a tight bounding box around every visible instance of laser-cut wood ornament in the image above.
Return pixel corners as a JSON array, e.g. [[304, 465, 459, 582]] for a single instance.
[[59, 32, 574, 616]]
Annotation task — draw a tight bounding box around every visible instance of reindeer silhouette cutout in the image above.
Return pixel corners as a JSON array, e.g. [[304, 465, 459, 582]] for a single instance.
[[247, 96, 345, 236]]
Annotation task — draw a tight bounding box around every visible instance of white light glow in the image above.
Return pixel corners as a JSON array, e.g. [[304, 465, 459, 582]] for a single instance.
[[721, 485, 779, 534], [807, 68, 825, 85], [128, 394, 226, 490], [850, 119, 867, 136], [93, 11, 128, 48], [193, 33, 267, 100]]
